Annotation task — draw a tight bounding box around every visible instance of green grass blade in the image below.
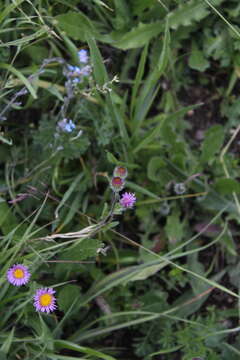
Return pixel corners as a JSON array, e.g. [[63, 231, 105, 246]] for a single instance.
[[54, 340, 117, 360], [0, 63, 37, 99], [132, 18, 170, 134], [130, 43, 149, 120]]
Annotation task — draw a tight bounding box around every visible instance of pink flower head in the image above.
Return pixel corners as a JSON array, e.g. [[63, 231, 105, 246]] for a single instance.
[[7, 264, 31, 286], [113, 166, 128, 179], [110, 176, 125, 192], [33, 288, 57, 313], [120, 192, 136, 209]]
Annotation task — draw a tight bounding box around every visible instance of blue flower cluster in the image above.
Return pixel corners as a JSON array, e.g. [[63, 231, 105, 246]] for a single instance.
[[64, 49, 91, 84]]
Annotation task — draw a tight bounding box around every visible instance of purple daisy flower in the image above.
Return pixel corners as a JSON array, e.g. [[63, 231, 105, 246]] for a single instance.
[[7, 264, 31, 286], [120, 192, 136, 209], [33, 288, 57, 313]]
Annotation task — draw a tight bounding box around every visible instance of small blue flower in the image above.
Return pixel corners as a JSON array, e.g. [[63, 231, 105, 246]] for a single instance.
[[58, 118, 76, 133], [64, 120, 76, 132], [78, 49, 89, 64], [72, 78, 81, 84], [80, 65, 91, 77], [63, 50, 91, 85], [67, 65, 81, 77]]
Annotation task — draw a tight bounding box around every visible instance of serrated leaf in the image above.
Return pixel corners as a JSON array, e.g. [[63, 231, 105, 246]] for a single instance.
[[58, 285, 81, 312], [168, 0, 209, 30], [55, 11, 96, 41], [189, 42, 209, 71], [113, 22, 164, 50], [60, 238, 102, 261], [200, 125, 224, 163]]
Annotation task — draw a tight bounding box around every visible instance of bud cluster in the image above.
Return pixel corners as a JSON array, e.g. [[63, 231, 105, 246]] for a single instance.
[[110, 166, 136, 209], [110, 166, 128, 192]]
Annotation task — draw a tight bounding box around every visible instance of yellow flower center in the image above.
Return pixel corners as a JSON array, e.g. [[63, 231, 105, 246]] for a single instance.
[[13, 268, 24, 279], [39, 293, 52, 307]]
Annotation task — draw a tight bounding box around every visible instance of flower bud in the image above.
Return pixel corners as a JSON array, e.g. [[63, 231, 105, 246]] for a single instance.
[[113, 166, 128, 179], [174, 182, 186, 195], [110, 176, 125, 192]]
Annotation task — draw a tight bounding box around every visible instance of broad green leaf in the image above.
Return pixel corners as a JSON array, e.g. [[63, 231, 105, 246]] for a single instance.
[[165, 211, 184, 244], [58, 285, 81, 312], [189, 42, 210, 71], [55, 11, 96, 41], [113, 22, 164, 50], [87, 36, 108, 86], [147, 156, 172, 183], [214, 178, 240, 194], [200, 125, 224, 163]]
